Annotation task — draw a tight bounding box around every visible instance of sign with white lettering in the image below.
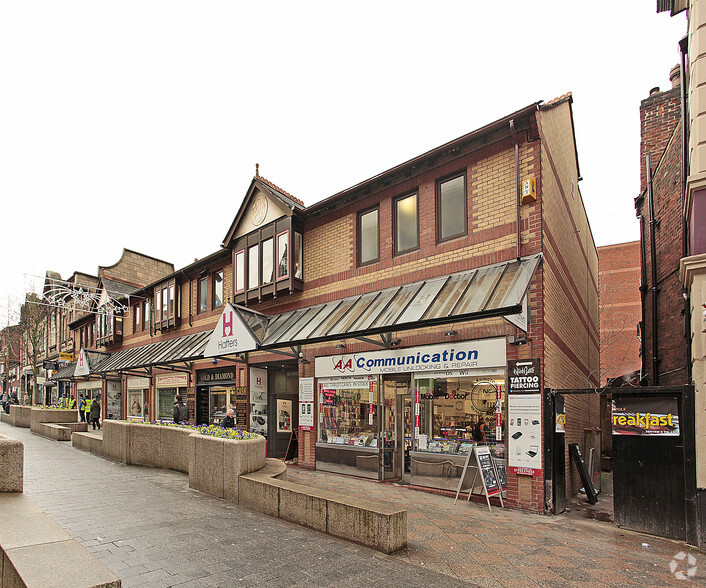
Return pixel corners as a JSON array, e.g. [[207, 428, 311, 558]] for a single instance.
[[507, 359, 541, 394], [203, 303, 258, 357], [315, 338, 505, 378]]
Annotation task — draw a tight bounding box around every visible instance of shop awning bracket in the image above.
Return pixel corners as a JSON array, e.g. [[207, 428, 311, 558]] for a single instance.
[[260, 346, 301, 360], [212, 353, 248, 365], [353, 334, 393, 348], [118, 369, 152, 378], [151, 364, 193, 374]]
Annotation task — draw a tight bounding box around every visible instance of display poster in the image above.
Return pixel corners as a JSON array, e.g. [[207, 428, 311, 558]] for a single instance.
[[298, 377, 315, 431], [234, 386, 248, 429], [250, 367, 267, 403], [250, 403, 267, 436], [476, 445, 501, 496], [508, 394, 542, 476], [555, 394, 566, 433], [611, 396, 680, 436], [277, 399, 292, 432], [507, 359, 541, 394]]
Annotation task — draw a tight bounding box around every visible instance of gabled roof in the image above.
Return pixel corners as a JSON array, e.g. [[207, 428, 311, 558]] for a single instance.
[[100, 277, 138, 301], [222, 174, 305, 246], [539, 91, 581, 180]]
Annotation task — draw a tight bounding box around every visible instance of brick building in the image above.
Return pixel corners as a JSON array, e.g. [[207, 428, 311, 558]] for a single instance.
[[53, 94, 598, 515], [635, 70, 690, 386]]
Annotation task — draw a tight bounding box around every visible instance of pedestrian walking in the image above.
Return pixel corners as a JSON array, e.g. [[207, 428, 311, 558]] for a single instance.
[[90, 395, 101, 430], [78, 395, 86, 422], [173, 395, 188, 424]]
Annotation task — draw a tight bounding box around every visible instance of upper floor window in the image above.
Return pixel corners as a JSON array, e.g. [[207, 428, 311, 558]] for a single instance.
[[213, 270, 224, 308], [144, 300, 150, 331], [133, 304, 141, 333], [277, 231, 288, 279], [262, 239, 274, 284], [248, 245, 259, 290], [394, 192, 418, 255], [198, 277, 208, 313], [437, 172, 467, 242], [235, 251, 245, 294], [358, 207, 379, 266], [154, 278, 178, 329]]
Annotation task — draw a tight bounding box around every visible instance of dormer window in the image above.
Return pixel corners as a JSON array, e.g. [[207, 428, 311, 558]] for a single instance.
[[232, 218, 303, 305]]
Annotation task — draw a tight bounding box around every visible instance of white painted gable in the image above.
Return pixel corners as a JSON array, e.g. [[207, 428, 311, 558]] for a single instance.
[[233, 188, 290, 240]]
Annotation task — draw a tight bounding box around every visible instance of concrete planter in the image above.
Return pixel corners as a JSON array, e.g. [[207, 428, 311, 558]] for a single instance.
[[9, 405, 31, 428], [29, 408, 79, 433], [189, 434, 266, 501], [0, 434, 23, 492]]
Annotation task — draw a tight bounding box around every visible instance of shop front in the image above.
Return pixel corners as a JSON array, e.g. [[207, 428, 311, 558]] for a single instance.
[[155, 373, 189, 421], [105, 380, 121, 419], [127, 376, 150, 421], [77, 380, 103, 412], [196, 367, 241, 425], [314, 338, 507, 488]]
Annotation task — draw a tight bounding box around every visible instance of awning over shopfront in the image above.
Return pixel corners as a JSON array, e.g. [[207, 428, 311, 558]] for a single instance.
[[49, 362, 76, 382], [95, 329, 212, 374], [231, 253, 542, 350]]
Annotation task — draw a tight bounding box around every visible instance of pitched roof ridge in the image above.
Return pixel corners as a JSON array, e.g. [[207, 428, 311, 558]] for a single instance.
[[257, 174, 305, 207], [544, 91, 573, 107]]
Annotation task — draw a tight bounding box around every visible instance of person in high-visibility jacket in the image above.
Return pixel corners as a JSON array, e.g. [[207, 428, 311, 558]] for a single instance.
[[84, 397, 92, 423], [68, 396, 76, 409]]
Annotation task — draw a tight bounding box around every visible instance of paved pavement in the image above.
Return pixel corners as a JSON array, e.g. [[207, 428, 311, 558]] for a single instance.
[[4, 421, 705, 587]]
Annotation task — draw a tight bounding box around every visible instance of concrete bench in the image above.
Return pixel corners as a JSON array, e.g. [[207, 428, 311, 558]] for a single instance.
[[37, 422, 89, 441], [240, 459, 407, 554], [1, 411, 14, 426], [0, 493, 120, 587], [72, 431, 103, 456]]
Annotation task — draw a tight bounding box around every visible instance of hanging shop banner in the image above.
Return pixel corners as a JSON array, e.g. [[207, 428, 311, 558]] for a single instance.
[[299, 377, 315, 431], [75, 348, 91, 377], [507, 359, 541, 394], [315, 338, 506, 378], [508, 393, 542, 476], [203, 302, 258, 357], [611, 396, 680, 436]]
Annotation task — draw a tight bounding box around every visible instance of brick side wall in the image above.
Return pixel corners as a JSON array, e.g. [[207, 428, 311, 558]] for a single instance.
[[99, 249, 174, 288], [537, 101, 601, 499], [640, 87, 681, 193], [598, 241, 641, 384], [637, 95, 690, 386]]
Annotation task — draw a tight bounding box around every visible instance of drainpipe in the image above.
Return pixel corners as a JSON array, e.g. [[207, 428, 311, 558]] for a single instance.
[[646, 154, 660, 385], [510, 119, 521, 260], [679, 37, 692, 382]]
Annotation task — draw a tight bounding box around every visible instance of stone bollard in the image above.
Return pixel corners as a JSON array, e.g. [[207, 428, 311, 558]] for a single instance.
[[0, 434, 23, 492]]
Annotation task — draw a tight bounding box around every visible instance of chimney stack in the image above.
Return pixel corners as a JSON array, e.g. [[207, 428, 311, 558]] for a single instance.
[[670, 64, 681, 88]]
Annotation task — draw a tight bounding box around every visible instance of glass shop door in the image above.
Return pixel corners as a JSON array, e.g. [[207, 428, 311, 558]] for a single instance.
[[382, 376, 412, 482]]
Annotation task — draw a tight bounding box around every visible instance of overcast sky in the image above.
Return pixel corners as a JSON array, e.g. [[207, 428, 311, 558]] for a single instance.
[[0, 2, 687, 324]]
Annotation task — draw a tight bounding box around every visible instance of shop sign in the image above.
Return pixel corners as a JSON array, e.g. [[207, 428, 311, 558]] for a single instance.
[[197, 368, 236, 384], [504, 294, 528, 332], [507, 359, 541, 394], [315, 338, 506, 378], [234, 387, 248, 429], [74, 348, 91, 377], [58, 352, 74, 362], [127, 377, 150, 389], [156, 373, 188, 387], [611, 396, 680, 436], [203, 303, 258, 357], [77, 380, 102, 391], [36, 377, 45, 385], [43, 360, 59, 371], [299, 377, 315, 431], [508, 393, 542, 476]]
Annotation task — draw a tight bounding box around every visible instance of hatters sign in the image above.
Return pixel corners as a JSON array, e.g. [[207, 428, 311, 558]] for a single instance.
[[203, 303, 258, 357]]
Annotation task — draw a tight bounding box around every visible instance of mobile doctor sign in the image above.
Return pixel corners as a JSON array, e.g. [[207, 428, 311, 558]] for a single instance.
[[203, 303, 258, 357], [315, 338, 506, 378]]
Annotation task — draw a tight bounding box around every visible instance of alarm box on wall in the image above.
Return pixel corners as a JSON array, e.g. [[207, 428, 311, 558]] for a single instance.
[[522, 177, 536, 204]]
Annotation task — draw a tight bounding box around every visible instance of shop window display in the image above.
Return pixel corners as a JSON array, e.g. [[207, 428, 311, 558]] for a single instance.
[[209, 385, 237, 425], [128, 389, 144, 420], [318, 379, 378, 447]]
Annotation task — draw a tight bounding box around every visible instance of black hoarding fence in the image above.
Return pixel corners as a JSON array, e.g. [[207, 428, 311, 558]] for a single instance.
[[545, 386, 697, 546]]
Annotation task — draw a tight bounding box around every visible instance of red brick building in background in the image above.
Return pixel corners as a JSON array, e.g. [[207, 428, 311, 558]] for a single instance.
[[598, 241, 641, 385], [635, 67, 690, 386]]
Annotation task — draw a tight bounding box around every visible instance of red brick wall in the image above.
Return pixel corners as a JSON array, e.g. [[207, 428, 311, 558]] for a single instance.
[[637, 87, 689, 386], [598, 241, 641, 384]]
